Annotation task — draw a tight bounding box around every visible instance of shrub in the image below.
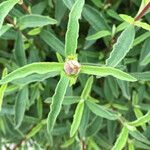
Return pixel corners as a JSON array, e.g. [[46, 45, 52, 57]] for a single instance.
[[0, 0, 150, 149]]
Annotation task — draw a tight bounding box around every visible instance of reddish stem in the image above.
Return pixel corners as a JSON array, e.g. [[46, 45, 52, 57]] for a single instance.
[[21, 3, 30, 14], [81, 140, 86, 150], [134, 2, 150, 21], [5, 16, 16, 27]]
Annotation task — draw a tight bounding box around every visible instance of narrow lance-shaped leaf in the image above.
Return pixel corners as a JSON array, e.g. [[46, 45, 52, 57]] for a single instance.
[[111, 126, 128, 150], [131, 72, 150, 81], [0, 68, 8, 111], [26, 119, 47, 139], [40, 30, 65, 56], [106, 25, 135, 67], [128, 111, 150, 127], [81, 76, 93, 99], [47, 74, 69, 134], [128, 140, 135, 150], [14, 85, 28, 128], [140, 52, 150, 66], [82, 4, 110, 31], [65, 0, 85, 56], [80, 65, 137, 82], [86, 30, 111, 41], [14, 31, 27, 66], [63, 1, 110, 31], [0, 0, 19, 29], [128, 128, 150, 145], [70, 100, 84, 137], [0, 62, 64, 85], [0, 24, 12, 37], [119, 14, 134, 24], [12, 72, 59, 85], [17, 14, 57, 30], [134, 21, 150, 31], [140, 37, 150, 66], [86, 101, 119, 120], [133, 32, 150, 47]]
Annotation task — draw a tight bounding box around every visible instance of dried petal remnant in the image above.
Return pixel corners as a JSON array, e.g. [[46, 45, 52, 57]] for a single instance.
[[64, 60, 81, 75]]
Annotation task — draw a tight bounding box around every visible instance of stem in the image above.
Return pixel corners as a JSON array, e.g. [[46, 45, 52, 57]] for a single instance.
[[5, 16, 16, 27], [21, 3, 30, 14], [134, 2, 150, 21], [81, 140, 86, 150]]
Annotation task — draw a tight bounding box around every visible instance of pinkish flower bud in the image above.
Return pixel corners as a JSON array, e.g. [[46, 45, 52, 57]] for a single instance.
[[64, 60, 81, 75]]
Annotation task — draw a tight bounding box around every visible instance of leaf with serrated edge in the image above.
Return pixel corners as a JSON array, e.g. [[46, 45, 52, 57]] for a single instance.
[[111, 126, 128, 150], [0, 63, 63, 85], [0, 68, 8, 111], [17, 14, 57, 30], [128, 111, 150, 127], [86, 101, 119, 120], [81, 76, 93, 99], [80, 65, 137, 82], [106, 25, 135, 67], [47, 74, 69, 134], [70, 100, 84, 137], [65, 0, 85, 56]]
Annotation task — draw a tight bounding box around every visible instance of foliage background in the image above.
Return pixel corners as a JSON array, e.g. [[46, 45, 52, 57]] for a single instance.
[[0, 0, 150, 150]]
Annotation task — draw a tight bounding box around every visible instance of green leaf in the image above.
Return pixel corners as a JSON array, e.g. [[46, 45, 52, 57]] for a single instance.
[[131, 72, 150, 81], [128, 140, 135, 150], [128, 111, 150, 127], [0, 68, 8, 111], [55, 0, 67, 25], [111, 126, 128, 150], [140, 52, 150, 66], [0, 24, 12, 37], [14, 86, 28, 128], [86, 30, 111, 40], [107, 9, 123, 21], [27, 28, 41, 36], [119, 14, 134, 24], [83, 4, 110, 31], [70, 100, 84, 137], [128, 128, 150, 145], [40, 30, 65, 56], [135, 21, 150, 31], [45, 96, 81, 105], [61, 137, 75, 148], [133, 32, 150, 47], [119, 14, 150, 31], [62, 0, 74, 9], [81, 76, 93, 99], [65, 0, 85, 56], [86, 117, 103, 137], [0, 62, 63, 85], [134, 108, 146, 130], [26, 119, 47, 139], [80, 65, 137, 82], [139, 38, 150, 62], [116, 22, 129, 33], [0, 0, 19, 29], [14, 31, 27, 66], [106, 25, 135, 67], [86, 101, 119, 120], [12, 72, 59, 85], [47, 75, 69, 134], [17, 14, 57, 30], [117, 80, 130, 100]]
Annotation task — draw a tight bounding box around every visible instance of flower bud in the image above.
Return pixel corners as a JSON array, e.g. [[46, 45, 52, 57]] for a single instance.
[[64, 60, 81, 75]]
